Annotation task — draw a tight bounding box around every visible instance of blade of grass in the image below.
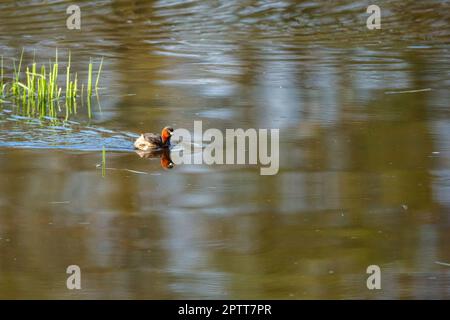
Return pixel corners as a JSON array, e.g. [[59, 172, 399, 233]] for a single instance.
[[66, 51, 71, 101], [87, 59, 93, 98], [95, 57, 103, 89], [87, 94, 92, 119]]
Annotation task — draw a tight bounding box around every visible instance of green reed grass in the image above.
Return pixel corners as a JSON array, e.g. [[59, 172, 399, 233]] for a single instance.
[[1, 49, 104, 121], [87, 59, 93, 98], [95, 57, 103, 89], [12, 49, 24, 97]]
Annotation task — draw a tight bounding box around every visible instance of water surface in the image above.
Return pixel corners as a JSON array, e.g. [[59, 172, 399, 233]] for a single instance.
[[0, 0, 449, 299]]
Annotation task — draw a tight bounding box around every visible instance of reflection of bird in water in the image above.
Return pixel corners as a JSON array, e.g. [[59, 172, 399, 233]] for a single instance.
[[134, 126, 174, 151], [135, 148, 174, 170]]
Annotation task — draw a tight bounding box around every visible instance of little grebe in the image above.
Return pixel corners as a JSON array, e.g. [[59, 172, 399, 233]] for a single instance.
[[134, 126, 174, 151]]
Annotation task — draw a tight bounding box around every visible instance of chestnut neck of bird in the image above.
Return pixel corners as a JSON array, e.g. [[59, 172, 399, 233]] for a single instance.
[[161, 130, 171, 144]]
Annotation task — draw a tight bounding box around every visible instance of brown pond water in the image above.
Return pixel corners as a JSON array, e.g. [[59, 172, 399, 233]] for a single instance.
[[0, 0, 449, 299]]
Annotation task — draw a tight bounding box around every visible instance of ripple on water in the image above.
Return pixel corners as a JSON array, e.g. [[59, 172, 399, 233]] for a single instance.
[[0, 111, 137, 152]]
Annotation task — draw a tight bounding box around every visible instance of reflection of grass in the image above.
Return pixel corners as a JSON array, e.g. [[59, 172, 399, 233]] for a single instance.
[[0, 49, 103, 121], [1, 56, 4, 98], [102, 146, 106, 178]]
